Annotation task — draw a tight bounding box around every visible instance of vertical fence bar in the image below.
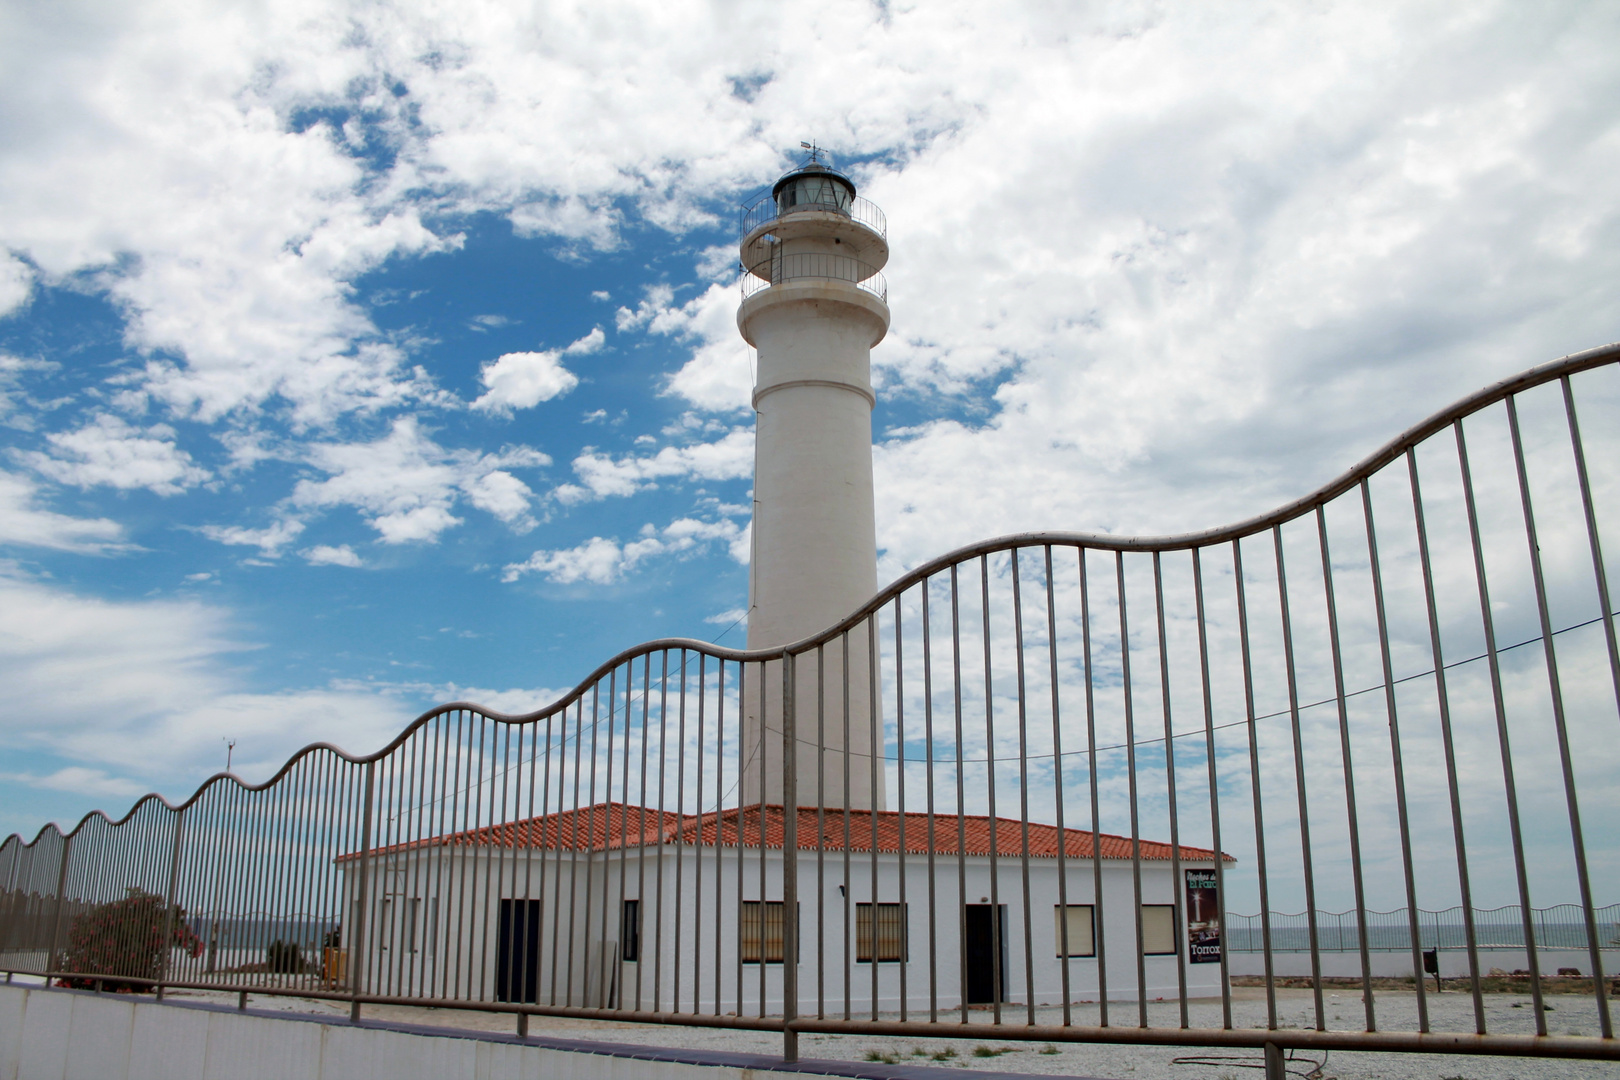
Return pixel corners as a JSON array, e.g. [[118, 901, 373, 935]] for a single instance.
[[893, 596, 910, 1023], [842, 632, 854, 1023], [671, 650, 688, 1015], [1010, 551, 1036, 1024], [981, 556, 1003, 1024], [1272, 524, 1324, 1031], [1191, 547, 1232, 1030], [868, 618, 882, 1020], [1562, 375, 1620, 729], [1045, 546, 1072, 1028], [1454, 418, 1544, 1031], [46, 833, 72, 979], [1233, 539, 1277, 1031], [1407, 447, 1487, 1029], [814, 643, 827, 1020], [781, 650, 800, 1062], [690, 656, 706, 1017], [1315, 505, 1375, 1030], [922, 580, 940, 1024], [1116, 552, 1147, 1028], [349, 759, 376, 1022], [714, 659, 728, 1016], [155, 806, 185, 1001], [1361, 478, 1429, 1033], [950, 566, 970, 1025], [1506, 395, 1611, 1038], [1153, 551, 1189, 1027], [1080, 548, 1109, 1026]]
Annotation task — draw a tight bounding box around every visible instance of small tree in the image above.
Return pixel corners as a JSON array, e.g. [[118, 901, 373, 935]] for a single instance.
[[58, 887, 201, 992]]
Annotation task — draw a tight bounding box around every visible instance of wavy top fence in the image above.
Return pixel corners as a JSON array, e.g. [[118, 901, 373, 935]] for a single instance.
[[2, 342, 1618, 1068]]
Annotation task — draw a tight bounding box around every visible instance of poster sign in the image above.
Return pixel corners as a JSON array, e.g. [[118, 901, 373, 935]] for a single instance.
[[1185, 869, 1222, 964]]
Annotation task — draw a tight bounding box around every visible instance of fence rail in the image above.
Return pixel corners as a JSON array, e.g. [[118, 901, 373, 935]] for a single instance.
[[4, 342, 1620, 1071], [741, 251, 888, 302]]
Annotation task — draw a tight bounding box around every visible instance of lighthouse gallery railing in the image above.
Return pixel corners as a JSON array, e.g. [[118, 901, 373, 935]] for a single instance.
[[3, 342, 1619, 1069]]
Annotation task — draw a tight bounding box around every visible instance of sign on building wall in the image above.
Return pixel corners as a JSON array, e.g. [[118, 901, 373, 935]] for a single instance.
[[1185, 869, 1222, 964]]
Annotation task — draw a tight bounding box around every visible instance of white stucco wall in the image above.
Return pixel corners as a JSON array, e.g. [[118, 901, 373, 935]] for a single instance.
[[346, 846, 1226, 1014]]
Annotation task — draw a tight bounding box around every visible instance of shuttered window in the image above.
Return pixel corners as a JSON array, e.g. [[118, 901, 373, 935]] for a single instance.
[[740, 901, 789, 963], [1053, 904, 1095, 957], [856, 903, 907, 962], [1142, 904, 1177, 955]]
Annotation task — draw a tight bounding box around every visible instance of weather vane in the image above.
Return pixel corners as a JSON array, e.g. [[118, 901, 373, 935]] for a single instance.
[[799, 140, 825, 165]]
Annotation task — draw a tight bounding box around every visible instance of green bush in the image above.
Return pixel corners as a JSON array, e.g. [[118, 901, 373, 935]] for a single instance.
[[58, 887, 200, 992]]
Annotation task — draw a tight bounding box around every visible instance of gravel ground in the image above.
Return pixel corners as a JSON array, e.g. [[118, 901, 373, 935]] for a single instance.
[[150, 986, 1618, 1080]]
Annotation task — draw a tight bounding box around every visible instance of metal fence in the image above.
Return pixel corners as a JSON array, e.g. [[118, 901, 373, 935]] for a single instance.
[[741, 251, 888, 302], [740, 191, 888, 241], [1226, 904, 1620, 952], [3, 343, 1620, 1072]]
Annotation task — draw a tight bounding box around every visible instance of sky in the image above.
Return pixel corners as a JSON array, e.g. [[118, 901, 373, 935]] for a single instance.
[[1, 0, 1617, 855]]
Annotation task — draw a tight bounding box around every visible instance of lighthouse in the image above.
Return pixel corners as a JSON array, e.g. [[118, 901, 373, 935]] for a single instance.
[[738, 148, 888, 810]]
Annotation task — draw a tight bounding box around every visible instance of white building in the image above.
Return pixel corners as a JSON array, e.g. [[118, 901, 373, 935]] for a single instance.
[[343, 803, 1232, 1013], [335, 154, 1233, 1018]]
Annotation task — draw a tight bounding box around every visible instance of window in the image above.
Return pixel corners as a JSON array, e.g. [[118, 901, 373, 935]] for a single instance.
[[856, 903, 908, 963], [622, 899, 641, 963], [740, 901, 797, 964], [427, 897, 437, 959], [1053, 904, 1095, 957], [1142, 904, 1178, 955]]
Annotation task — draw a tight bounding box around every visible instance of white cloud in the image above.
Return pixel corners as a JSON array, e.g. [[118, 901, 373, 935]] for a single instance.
[[289, 417, 549, 543], [705, 607, 748, 626], [0, 253, 32, 318], [563, 327, 605, 356], [503, 516, 743, 585], [469, 329, 600, 415], [0, 766, 146, 800], [302, 543, 361, 567], [429, 684, 569, 716], [0, 567, 412, 797], [460, 469, 538, 531], [0, 469, 127, 554], [568, 428, 753, 500], [200, 518, 305, 558], [503, 535, 625, 585], [18, 414, 209, 496], [619, 283, 754, 412]]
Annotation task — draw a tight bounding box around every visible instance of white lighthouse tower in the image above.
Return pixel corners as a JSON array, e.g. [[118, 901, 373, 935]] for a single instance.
[[738, 148, 888, 811]]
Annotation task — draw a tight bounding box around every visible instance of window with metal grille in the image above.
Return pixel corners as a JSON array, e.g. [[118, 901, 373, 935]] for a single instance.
[[740, 900, 791, 964], [1142, 904, 1178, 955], [622, 899, 640, 962], [1053, 904, 1095, 957], [856, 902, 907, 962]]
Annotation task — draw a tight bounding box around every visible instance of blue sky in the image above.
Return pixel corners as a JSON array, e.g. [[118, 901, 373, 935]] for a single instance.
[[1, 0, 1617, 850]]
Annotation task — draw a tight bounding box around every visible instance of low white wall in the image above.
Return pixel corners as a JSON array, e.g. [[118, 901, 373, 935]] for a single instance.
[[0, 982, 771, 1080]]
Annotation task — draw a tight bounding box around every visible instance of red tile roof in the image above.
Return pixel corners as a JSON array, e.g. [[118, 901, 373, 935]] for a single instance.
[[347, 802, 1231, 862]]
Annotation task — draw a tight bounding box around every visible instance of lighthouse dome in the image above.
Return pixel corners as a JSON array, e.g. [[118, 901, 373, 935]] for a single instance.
[[771, 161, 855, 216]]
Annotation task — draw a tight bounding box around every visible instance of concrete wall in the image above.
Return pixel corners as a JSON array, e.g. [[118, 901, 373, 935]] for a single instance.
[[0, 981, 789, 1080]]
